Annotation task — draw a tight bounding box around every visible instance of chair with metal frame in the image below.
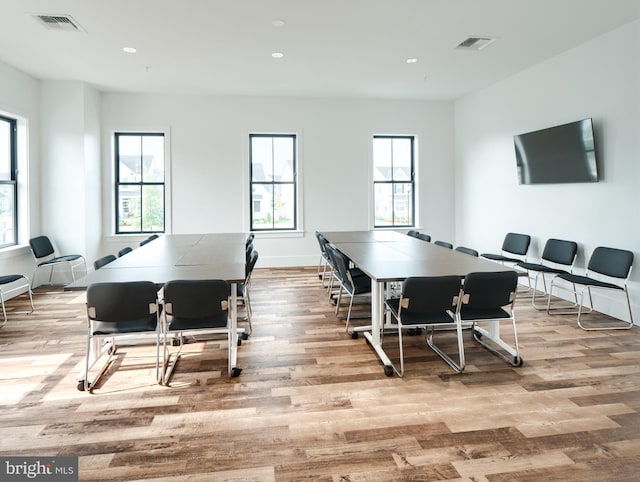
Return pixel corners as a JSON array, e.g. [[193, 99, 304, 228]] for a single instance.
[[315, 231, 331, 285], [0, 274, 34, 328], [79, 281, 161, 392], [384, 276, 464, 376], [406, 230, 420, 238], [454, 246, 479, 257], [481, 232, 531, 265], [29, 235, 86, 286], [516, 238, 578, 310], [434, 240, 453, 249], [546, 246, 634, 331], [93, 254, 117, 270], [458, 270, 522, 367], [238, 249, 259, 335], [160, 279, 239, 385]]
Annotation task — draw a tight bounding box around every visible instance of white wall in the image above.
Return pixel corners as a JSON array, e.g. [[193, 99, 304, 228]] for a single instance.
[[454, 20, 640, 321], [101, 95, 454, 266]]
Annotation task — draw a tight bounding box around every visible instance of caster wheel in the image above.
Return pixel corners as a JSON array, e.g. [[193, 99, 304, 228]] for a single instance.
[[473, 330, 482, 340], [237, 338, 242, 346], [171, 337, 181, 346], [242, 332, 249, 340], [350, 331, 359, 339], [515, 357, 524, 367], [77, 380, 86, 391], [407, 328, 417, 336], [231, 367, 242, 378], [384, 365, 393, 377]]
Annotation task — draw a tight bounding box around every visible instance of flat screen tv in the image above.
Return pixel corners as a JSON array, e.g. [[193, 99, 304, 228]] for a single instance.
[[514, 118, 599, 184]]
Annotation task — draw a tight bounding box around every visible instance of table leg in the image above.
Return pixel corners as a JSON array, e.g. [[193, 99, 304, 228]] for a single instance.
[[363, 280, 393, 374], [228, 282, 241, 377]]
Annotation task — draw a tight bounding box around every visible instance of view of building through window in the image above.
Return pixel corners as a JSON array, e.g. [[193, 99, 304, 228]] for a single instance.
[[0, 115, 17, 247], [115, 133, 165, 234], [373, 135, 415, 228]]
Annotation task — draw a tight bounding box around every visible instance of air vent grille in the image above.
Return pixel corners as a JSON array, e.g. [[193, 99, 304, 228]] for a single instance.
[[31, 14, 85, 32], [455, 37, 497, 51]]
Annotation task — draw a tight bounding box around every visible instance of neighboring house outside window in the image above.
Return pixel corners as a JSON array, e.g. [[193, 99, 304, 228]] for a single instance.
[[249, 134, 297, 231], [0, 115, 17, 247], [114, 132, 165, 234], [373, 135, 415, 228]]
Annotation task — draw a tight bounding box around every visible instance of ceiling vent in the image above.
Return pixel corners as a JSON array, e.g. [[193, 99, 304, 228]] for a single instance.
[[455, 37, 497, 51], [30, 14, 85, 32]]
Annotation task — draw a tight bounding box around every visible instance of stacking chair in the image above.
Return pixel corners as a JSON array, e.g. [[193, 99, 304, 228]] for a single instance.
[[315, 231, 331, 285], [80, 281, 160, 392], [415, 233, 431, 242], [454, 246, 479, 257], [434, 241, 453, 249], [547, 246, 634, 330], [0, 274, 34, 327], [93, 254, 117, 270], [406, 230, 420, 238], [458, 271, 522, 367], [324, 244, 371, 335], [385, 276, 464, 376], [481, 232, 530, 265], [238, 249, 259, 335], [160, 279, 239, 385], [516, 238, 578, 310], [29, 235, 86, 285], [118, 246, 133, 257]]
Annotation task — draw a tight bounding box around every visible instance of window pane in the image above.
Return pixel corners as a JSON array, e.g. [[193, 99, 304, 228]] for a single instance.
[[142, 136, 164, 182], [0, 120, 10, 181], [273, 184, 295, 229], [393, 182, 413, 225], [392, 138, 412, 181], [118, 185, 141, 232], [142, 185, 164, 231], [252, 184, 273, 229], [374, 183, 393, 226], [373, 138, 392, 181], [273, 137, 294, 182], [118, 135, 142, 182], [0, 183, 16, 245], [251, 137, 272, 182]]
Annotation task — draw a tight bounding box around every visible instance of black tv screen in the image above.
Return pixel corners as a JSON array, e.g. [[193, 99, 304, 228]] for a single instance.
[[514, 118, 599, 184]]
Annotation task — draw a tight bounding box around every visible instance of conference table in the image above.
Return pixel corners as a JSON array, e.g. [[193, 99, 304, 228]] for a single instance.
[[67, 233, 247, 379], [322, 230, 519, 375]]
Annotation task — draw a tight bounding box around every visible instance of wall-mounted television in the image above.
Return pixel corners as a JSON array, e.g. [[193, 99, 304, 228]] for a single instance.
[[514, 118, 599, 185]]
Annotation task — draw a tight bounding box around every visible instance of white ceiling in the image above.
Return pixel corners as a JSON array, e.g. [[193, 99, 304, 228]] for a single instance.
[[0, 0, 639, 100]]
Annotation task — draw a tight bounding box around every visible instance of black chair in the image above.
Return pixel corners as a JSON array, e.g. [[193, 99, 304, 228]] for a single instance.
[[118, 247, 133, 257], [29, 235, 86, 285], [434, 241, 453, 249], [547, 247, 634, 331], [481, 233, 531, 265], [238, 249, 259, 335], [458, 271, 522, 367], [415, 233, 431, 242], [0, 274, 34, 327], [80, 281, 160, 392], [160, 279, 239, 385], [245, 233, 255, 247], [325, 244, 371, 336], [516, 238, 578, 310], [93, 254, 117, 270], [406, 230, 420, 238], [454, 246, 479, 257], [315, 231, 331, 285], [385, 276, 463, 376]]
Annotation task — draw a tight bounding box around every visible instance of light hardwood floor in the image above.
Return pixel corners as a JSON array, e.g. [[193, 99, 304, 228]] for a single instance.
[[1, 267, 639, 481]]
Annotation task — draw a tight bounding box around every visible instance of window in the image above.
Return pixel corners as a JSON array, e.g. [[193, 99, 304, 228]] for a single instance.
[[115, 132, 165, 234], [0, 115, 17, 247], [249, 134, 297, 231], [373, 135, 415, 228]]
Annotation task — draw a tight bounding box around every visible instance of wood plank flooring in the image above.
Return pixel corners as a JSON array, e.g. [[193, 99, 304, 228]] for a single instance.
[[0, 266, 639, 481]]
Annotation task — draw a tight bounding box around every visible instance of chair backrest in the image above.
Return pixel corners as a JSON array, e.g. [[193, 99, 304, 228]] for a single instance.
[[401, 276, 461, 315], [246, 249, 259, 279], [246, 242, 254, 262], [588, 247, 634, 279], [30, 236, 55, 259], [455, 246, 479, 257], [407, 230, 420, 238], [541, 238, 578, 266], [94, 254, 116, 270], [118, 247, 133, 257], [315, 231, 329, 254], [434, 241, 453, 249], [164, 279, 229, 327], [461, 271, 518, 309], [326, 245, 351, 288], [246, 233, 255, 247], [147, 234, 159, 241], [86, 281, 159, 328], [140, 238, 152, 247], [415, 233, 431, 242], [502, 233, 530, 256]]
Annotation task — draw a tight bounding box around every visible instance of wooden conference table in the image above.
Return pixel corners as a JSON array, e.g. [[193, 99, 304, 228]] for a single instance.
[[322, 230, 518, 375], [67, 233, 247, 378]]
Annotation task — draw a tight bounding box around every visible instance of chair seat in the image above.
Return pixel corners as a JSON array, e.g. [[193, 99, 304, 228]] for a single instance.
[[386, 298, 455, 326], [481, 253, 521, 263], [39, 254, 83, 266], [168, 313, 228, 331], [0, 274, 27, 285], [555, 273, 623, 291], [459, 306, 512, 320], [93, 318, 158, 335], [516, 262, 568, 275], [349, 270, 371, 295]]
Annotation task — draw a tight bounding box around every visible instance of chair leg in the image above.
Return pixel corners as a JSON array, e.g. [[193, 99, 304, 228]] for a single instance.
[[576, 286, 634, 331], [426, 323, 465, 373], [472, 317, 522, 367]]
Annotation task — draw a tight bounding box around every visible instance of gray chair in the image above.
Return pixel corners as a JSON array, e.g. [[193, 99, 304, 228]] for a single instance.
[[547, 246, 634, 331], [385, 276, 463, 376], [454, 246, 479, 257], [29, 235, 86, 285], [94, 254, 117, 270], [434, 240, 453, 249], [160, 279, 239, 385], [0, 274, 34, 327], [80, 281, 161, 392]]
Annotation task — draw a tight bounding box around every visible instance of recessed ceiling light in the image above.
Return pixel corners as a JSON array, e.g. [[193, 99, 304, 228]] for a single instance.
[[123, 47, 137, 54], [271, 52, 284, 59], [271, 19, 286, 27], [406, 58, 418, 64]]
